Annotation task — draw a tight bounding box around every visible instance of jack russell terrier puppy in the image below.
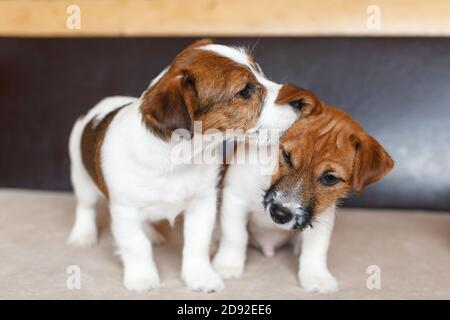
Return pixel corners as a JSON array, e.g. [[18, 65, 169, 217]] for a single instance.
[[213, 90, 394, 293], [67, 40, 302, 292]]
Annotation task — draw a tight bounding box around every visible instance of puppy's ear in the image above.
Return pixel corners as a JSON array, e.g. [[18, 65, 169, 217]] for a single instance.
[[275, 84, 323, 117], [141, 70, 198, 140], [351, 134, 394, 193]]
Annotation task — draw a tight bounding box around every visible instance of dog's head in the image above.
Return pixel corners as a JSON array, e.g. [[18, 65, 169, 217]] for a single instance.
[[263, 106, 394, 230], [140, 40, 303, 139]]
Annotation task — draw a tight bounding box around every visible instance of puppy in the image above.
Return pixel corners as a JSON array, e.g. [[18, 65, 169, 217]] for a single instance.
[[213, 91, 394, 293], [67, 40, 301, 292]]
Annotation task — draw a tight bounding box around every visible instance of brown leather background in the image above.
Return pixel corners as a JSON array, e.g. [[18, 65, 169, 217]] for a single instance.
[[1, 38, 449, 211]]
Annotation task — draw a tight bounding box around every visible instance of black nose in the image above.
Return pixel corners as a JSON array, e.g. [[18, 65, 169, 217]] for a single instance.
[[269, 203, 293, 224]]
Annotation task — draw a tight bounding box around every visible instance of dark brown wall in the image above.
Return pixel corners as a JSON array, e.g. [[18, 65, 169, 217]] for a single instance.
[[1, 37, 450, 211]]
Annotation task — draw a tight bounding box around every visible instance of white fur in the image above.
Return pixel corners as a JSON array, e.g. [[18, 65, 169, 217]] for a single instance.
[[200, 45, 252, 69], [68, 44, 299, 293], [67, 96, 137, 247], [299, 206, 338, 293], [213, 145, 338, 293]]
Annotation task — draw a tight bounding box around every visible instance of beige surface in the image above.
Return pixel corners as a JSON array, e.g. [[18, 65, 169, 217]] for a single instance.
[[1, 0, 450, 36], [0, 189, 449, 300]]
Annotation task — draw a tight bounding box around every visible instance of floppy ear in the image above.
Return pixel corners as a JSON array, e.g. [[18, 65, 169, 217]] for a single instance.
[[275, 84, 323, 117], [351, 134, 394, 193], [141, 70, 198, 140]]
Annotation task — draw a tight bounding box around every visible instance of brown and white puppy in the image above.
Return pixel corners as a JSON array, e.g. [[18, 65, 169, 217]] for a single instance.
[[67, 40, 301, 293], [214, 93, 394, 293]]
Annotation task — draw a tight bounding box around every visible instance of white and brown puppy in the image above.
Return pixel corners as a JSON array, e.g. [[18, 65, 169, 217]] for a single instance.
[[213, 95, 394, 293], [67, 40, 301, 292]]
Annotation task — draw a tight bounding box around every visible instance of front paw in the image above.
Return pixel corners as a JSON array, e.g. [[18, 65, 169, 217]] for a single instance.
[[299, 271, 338, 294], [123, 270, 161, 292], [212, 252, 245, 279], [182, 265, 225, 293]]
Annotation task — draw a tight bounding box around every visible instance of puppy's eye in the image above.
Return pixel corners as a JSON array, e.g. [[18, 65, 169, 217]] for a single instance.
[[289, 99, 307, 110], [320, 173, 341, 186], [282, 149, 293, 167], [238, 83, 253, 99]]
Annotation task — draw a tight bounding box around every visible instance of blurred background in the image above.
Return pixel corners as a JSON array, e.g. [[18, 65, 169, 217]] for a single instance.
[[0, 0, 449, 211]]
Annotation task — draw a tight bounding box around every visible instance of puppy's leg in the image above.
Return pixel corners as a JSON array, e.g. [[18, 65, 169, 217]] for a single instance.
[[298, 206, 338, 294], [110, 204, 161, 292], [182, 193, 224, 293], [67, 149, 100, 247], [213, 188, 249, 279]]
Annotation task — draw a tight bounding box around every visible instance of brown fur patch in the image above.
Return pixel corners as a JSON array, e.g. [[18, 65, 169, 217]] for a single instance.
[[81, 106, 126, 198]]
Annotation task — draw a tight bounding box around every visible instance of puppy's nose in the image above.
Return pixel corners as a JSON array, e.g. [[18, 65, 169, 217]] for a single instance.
[[269, 203, 293, 224]]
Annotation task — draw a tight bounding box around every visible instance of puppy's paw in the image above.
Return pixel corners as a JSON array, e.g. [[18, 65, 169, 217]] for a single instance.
[[183, 266, 225, 293], [299, 271, 338, 294], [67, 227, 97, 247], [123, 270, 161, 292], [212, 253, 245, 279]]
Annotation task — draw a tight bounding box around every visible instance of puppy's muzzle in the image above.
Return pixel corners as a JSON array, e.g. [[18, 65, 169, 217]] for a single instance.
[[292, 208, 312, 230], [266, 201, 312, 230], [264, 187, 313, 230], [269, 203, 293, 224]]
